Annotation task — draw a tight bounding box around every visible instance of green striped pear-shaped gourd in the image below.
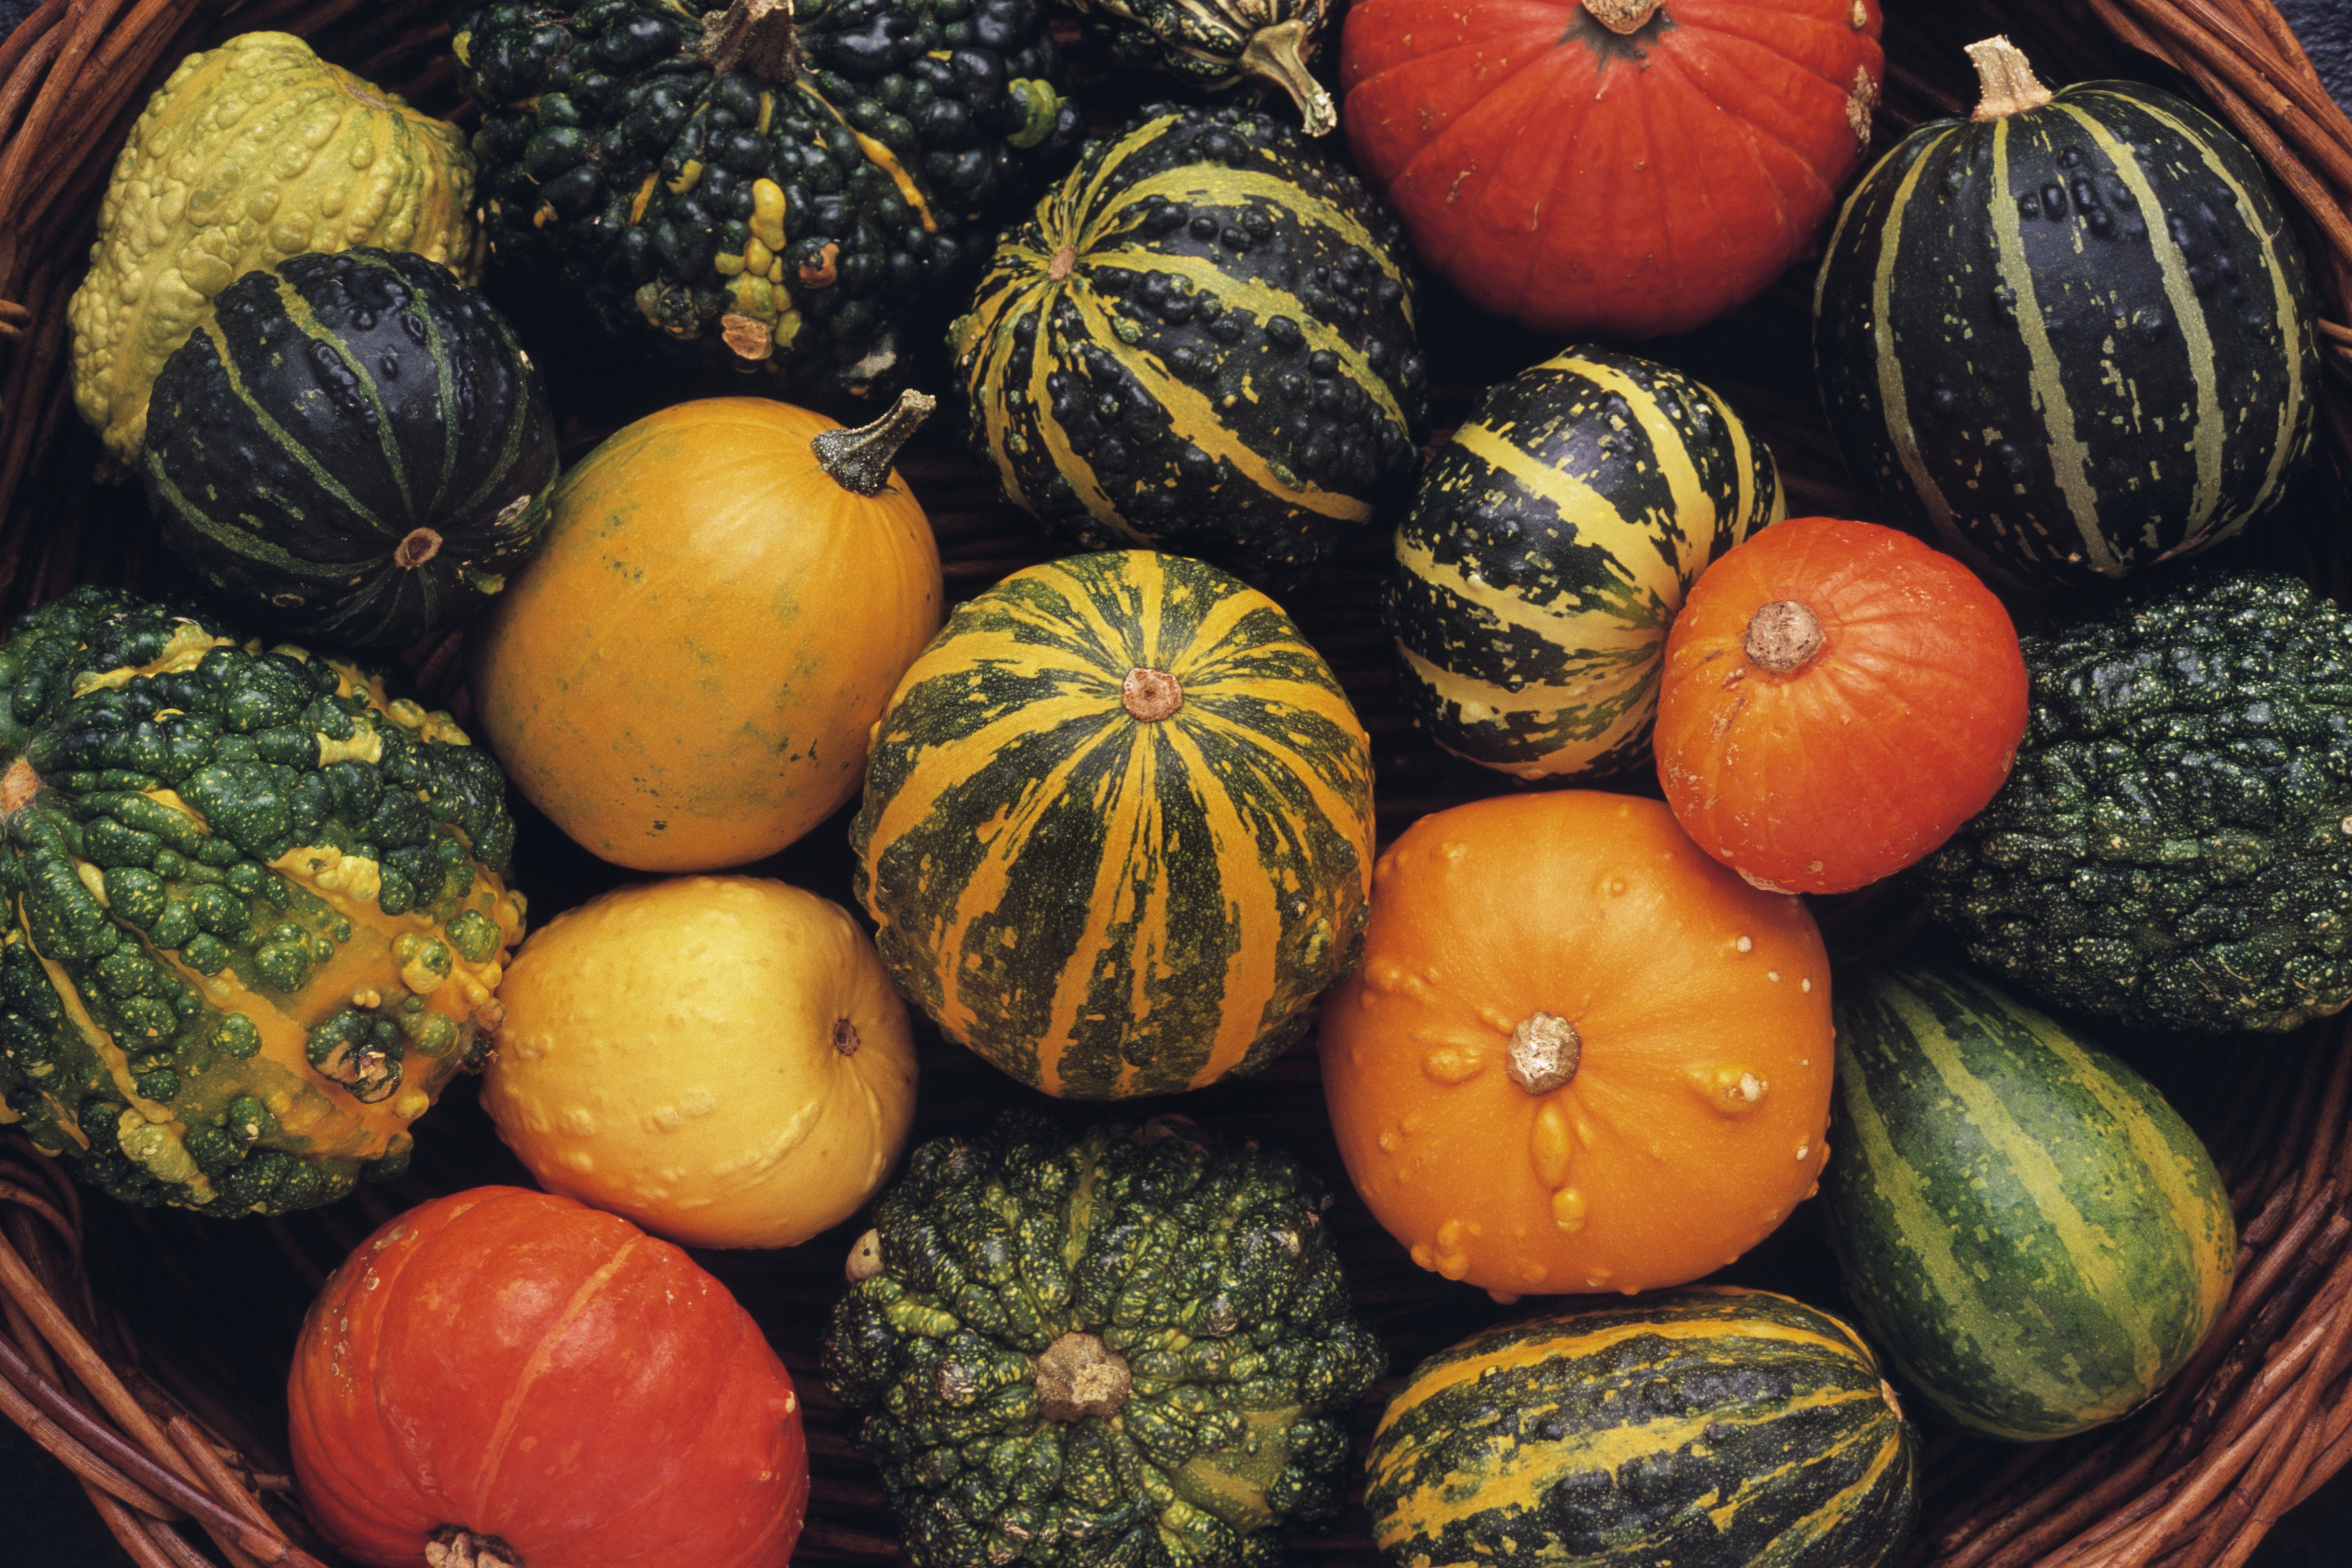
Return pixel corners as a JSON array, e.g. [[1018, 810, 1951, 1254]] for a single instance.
[[1812, 36, 2320, 594], [1365, 1286, 1917, 1568], [1381, 346, 1783, 782], [1822, 960, 2236, 1440], [850, 549, 1375, 1099]]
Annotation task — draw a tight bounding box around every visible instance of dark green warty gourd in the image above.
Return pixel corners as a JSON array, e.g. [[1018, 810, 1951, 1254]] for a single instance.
[[1055, 0, 1339, 136], [0, 588, 526, 1215], [1922, 569, 2352, 1034], [450, 0, 1080, 403], [823, 1111, 1386, 1568]]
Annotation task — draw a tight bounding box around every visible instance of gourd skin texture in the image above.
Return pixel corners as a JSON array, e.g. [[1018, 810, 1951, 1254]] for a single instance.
[[1813, 71, 2319, 593], [852, 550, 1375, 1099], [821, 1112, 1387, 1568], [68, 32, 480, 467], [1366, 1288, 1917, 1568], [1385, 347, 1783, 781], [482, 875, 918, 1249], [0, 588, 524, 1216], [469, 396, 943, 873], [1319, 791, 1834, 1298], [1921, 569, 2352, 1034], [142, 249, 559, 651], [289, 1186, 808, 1568], [1823, 962, 2235, 1440]]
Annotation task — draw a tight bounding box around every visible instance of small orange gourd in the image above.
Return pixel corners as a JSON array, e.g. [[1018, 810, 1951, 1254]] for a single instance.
[[1319, 791, 1834, 1300], [468, 392, 944, 872]]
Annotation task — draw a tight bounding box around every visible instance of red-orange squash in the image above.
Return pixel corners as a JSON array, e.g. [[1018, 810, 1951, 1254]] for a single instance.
[[1338, 0, 1885, 339], [288, 1186, 808, 1568], [468, 392, 943, 872], [1319, 791, 1834, 1300], [1653, 516, 2028, 895]]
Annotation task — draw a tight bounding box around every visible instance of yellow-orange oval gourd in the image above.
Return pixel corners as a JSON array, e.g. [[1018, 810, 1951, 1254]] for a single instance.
[[1319, 791, 1835, 1300], [482, 875, 918, 1249], [469, 393, 943, 872]]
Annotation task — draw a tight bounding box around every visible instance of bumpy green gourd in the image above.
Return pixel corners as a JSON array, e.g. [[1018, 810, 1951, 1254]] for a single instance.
[[0, 588, 525, 1216], [1055, 0, 1338, 135], [66, 32, 481, 468]]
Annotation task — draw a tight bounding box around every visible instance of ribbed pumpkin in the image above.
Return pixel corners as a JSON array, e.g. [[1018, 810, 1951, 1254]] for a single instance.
[[851, 549, 1375, 1098], [950, 105, 1429, 589], [68, 32, 479, 467], [1383, 347, 1783, 782], [1822, 961, 2236, 1440], [142, 249, 559, 651], [468, 393, 943, 873], [1365, 1286, 1917, 1568], [1812, 37, 2321, 593]]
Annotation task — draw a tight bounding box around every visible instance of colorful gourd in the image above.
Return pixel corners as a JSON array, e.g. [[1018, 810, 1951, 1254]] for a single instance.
[[951, 105, 1429, 588], [1319, 791, 1835, 1299], [68, 32, 479, 467], [1813, 36, 2321, 593], [823, 1111, 1387, 1568], [1365, 1287, 1918, 1568], [1383, 346, 1783, 781], [0, 588, 524, 1216], [142, 248, 559, 651], [289, 1186, 808, 1568], [467, 392, 943, 873], [482, 876, 919, 1249], [1340, 0, 1885, 338], [1822, 961, 2236, 1440], [852, 549, 1375, 1098], [1653, 517, 2028, 895]]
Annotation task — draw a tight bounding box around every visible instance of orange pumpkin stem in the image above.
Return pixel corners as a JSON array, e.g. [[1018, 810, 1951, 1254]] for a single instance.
[[1035, 1331, 1134, 1420], [809, 387, 935, 496], [425, 1526, 523, 1568], [1745, 600, 1826, 673], [1121, 667, 1184, 721], [701, 0, 800, 79], [1582, 0, 1663, 34], [1507, 1012, 1582, 1094], [1966, 35, 2055, 121], [0, 757, 36, 815]]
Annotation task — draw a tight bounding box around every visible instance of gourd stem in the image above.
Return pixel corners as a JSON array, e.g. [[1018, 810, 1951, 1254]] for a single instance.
[[1966, 35, 2055, 121], [1121, 667, 1183, 721], [0, 758, 36, 815], [1582, 0, 1663, 34], [703, 0, 800, 80], [1745, 601, 1826, 672], [1035, 1331, 1133, 1420], [1238, 21, 1338, 138], [1507, 1013, 1581, 1094], [810, 388, 935, 496], [395, 527, 443, 569]]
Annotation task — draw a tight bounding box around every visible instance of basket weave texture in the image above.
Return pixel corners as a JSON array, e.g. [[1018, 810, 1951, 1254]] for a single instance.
[[5, 0, 2352, 1566]]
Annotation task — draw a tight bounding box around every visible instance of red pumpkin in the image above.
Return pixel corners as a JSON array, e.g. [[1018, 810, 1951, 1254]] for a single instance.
[[1339, 0, 1885, 339], [287, 1186, 807, 1568], [1652, 516, 2028, 895]]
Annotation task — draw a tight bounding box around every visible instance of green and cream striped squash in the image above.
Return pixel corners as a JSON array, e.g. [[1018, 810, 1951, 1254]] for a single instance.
[[948, 104, 1429, 590], [1812, 37, 2320, 595], [1822, 961, 2236, 1441], [850, 549, 1374, 1099], [1365, 1286, 1917, 1568], [1382, 347, 1782, 781]]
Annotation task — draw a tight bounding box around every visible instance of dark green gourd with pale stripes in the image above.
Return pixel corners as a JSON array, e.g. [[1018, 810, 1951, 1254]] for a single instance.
[[1382, 347, 1782, 781], [1823, 962, 2235, 1442], [1812, 38, 2319, 594], [1365, 1287, 1917, 1568], [950, 105, 1428, 589], [141, 248, 559, 651], [851, 549, 1374, 1099]]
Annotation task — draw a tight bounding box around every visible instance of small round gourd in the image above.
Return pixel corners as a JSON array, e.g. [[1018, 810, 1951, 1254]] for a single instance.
[[1383, 346, 1783, 781], [142, 248, 558, 650]]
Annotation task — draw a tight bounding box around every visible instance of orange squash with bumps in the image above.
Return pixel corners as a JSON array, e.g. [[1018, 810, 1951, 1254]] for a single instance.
[[1319, 791, 1834, 1300]]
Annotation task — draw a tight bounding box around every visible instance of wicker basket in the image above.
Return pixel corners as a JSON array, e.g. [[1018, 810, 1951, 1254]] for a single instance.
[[4, 0, 2352, 1564]]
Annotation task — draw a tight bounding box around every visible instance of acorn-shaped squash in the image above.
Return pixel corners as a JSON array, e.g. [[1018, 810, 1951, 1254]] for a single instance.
[[142, 249, 559, 651], [951, 104, 1429, 589]]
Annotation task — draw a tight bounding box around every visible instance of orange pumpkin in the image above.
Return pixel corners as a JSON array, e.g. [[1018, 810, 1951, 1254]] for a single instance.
[[1652, 516, 2027, 895], [468, 392, 944, 872], [1319, 791, 1834, 1300]]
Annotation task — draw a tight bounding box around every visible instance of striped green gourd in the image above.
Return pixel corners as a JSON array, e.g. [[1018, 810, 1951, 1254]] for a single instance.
[[1382, 347, 1783, 781], [1822, 960, 2236, 1441], [1812, 36, 2320, 594], [1365, 1286, 1917, 1568], [850, 549, 1374, 1099], [948, 105, 1428, 590], [142, 248, 559, 651]]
